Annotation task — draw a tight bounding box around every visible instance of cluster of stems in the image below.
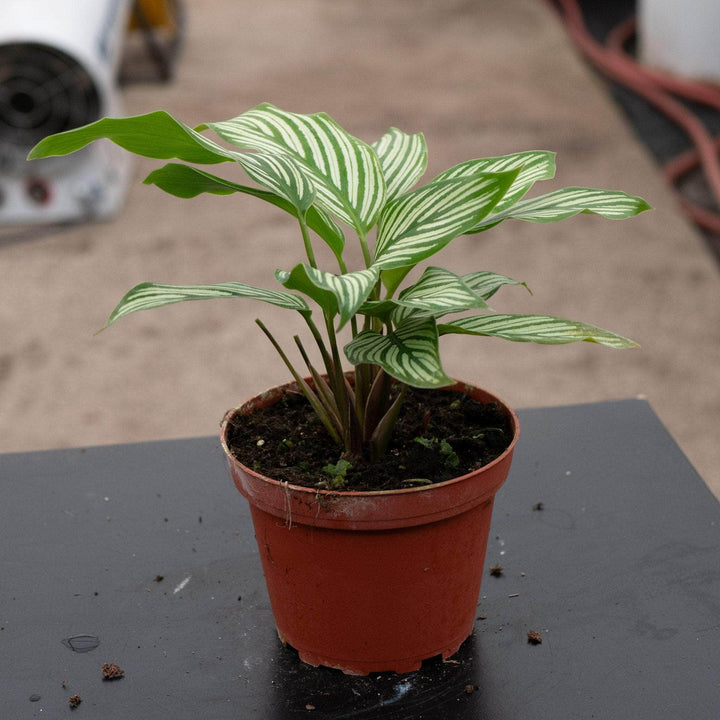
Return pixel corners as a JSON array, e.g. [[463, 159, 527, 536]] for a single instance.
[[255, 217, 403, 462]]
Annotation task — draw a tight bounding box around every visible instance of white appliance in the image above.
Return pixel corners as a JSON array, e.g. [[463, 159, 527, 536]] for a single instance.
[[0, 0, 133, 224]]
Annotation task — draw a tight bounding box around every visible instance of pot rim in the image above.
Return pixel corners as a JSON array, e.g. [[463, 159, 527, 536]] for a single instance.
[[221, 375, 519, 500]]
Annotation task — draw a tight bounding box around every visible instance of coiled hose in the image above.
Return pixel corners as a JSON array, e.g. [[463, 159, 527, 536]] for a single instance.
[[549, 0, 720, 237]]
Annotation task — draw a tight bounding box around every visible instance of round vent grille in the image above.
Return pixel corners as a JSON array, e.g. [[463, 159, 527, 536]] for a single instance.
[[0, 42, 101, 149]]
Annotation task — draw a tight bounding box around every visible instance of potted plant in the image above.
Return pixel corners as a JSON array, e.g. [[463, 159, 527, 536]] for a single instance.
[[29, 103, 649, 675]]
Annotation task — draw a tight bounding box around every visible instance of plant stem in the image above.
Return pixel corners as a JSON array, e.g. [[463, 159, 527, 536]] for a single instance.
[[323, 311, 350, 449], [358, 230, 372, 269], [255, 319, 342, 445], [302, 314, 335, 379], [294, 335, 343, 430], [299, 216, 317, 269]]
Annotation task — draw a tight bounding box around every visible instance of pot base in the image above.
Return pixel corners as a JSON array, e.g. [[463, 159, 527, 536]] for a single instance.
[[285, 634, 470, 676]]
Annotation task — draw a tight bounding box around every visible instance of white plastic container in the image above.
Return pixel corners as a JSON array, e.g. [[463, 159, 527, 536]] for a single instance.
[[639, 0, 720, 82]]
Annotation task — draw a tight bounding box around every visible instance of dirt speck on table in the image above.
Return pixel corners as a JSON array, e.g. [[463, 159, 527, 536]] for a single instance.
[[101, 663, 124, 680]]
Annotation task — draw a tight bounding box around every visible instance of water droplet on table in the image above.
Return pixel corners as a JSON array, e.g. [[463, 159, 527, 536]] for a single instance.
[[61, 634, 100, 653]]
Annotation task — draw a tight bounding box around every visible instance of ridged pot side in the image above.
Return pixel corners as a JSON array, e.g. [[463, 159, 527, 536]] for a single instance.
[[221, 378, 519, 675]]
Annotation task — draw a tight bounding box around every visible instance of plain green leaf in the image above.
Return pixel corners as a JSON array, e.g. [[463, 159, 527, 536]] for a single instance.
[[144, 163, 345, 257], [28, 111, 235, 164]]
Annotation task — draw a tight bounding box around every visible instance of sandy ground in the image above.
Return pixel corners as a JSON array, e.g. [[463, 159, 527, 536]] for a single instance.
[[2, 0, 719, 497]]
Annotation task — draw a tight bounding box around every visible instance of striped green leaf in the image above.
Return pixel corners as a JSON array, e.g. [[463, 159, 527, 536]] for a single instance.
[[461, 271, 530, 300], [234, 152, 316, 212], [374, 170, 519, 274], [104, 281, 310, 329], [358, 270, 488, 324], [355, 302, 428, 329], [469, 186, 652, 231], [398, 267, 489, 313], [204, 103, 386, 234], [358, 269, 506, 324], [144, 164, 345, 256], [389, 303, 427, 327], [433, 151, 556, 214], [371, 127, 427, 200], [345, 316, 452, 388], [275, 264, 379, 328], [28, 111, 236, 164], [398, 266, 487, 313], [438, 313, 638, 348]]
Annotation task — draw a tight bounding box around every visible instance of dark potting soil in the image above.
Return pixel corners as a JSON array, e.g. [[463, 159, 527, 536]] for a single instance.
[[225, 386, 513, 492]]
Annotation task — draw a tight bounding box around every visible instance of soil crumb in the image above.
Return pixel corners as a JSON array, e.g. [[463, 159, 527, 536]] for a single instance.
[[101, 663, 124, 680], [527, 630, 543, 645]]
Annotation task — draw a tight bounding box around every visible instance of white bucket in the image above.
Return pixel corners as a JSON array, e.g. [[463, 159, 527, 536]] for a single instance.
[[639, 0, 720, 82]]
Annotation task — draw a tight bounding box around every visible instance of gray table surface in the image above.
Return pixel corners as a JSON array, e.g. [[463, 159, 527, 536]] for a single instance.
[[1, 398, 719, 719]]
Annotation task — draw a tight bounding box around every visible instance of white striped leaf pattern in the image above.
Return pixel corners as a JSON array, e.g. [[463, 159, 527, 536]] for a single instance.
[[276, 264, 379, 328], [461, 271, 530, 300], [205, 104, 386, 234], [344, 316, 452, 388], [374, 170, 519, 271], [28, 111, 237, 164], [104, 282, 310, 328], [397, 267, 489, 313], [357, 302, 437, 327], [470, 187, 652, 231], [438, 313, 638, 348], [144, 164, 345, 257], [234, 152, 316, 212], [389, 304, 427, 327], [432, 151, 556, 214], [358, 266, 492, 324], [371, 127, 427, 200], [358, 266, 504, 324]]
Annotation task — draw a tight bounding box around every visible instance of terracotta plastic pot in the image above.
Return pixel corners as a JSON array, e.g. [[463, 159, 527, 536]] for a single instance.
[[221, 377, 519, 675]]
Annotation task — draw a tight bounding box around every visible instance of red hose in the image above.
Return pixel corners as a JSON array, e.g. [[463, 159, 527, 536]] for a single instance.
[[548, 0, 720, 235], [606, 17, 720, 108]]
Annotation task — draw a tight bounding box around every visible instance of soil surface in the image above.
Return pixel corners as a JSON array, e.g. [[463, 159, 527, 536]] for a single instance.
[[225, 386, 513, 492]]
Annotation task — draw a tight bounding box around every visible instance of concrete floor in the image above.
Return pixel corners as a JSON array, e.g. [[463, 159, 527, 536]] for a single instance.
[[2, 0, 719, 497]]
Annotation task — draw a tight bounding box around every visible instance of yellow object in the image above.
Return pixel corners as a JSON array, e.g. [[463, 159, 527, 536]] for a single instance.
[[130, 0, 173, 29]]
